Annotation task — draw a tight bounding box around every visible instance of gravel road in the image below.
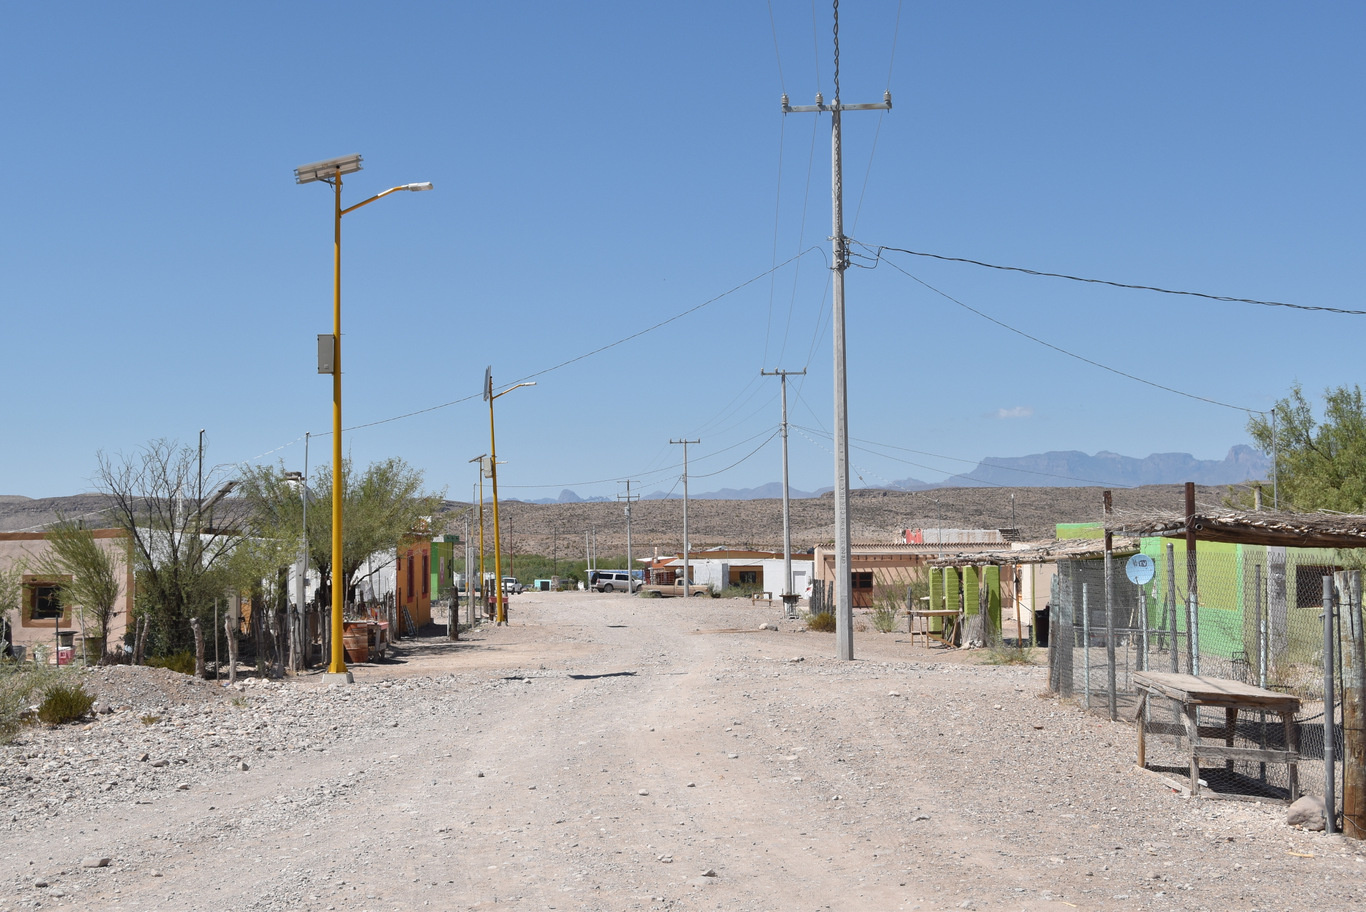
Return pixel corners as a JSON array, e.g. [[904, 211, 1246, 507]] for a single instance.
[[2, 591, 1362, 912]]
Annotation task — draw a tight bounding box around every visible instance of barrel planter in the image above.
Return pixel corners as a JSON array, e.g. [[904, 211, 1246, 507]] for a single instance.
[[342, 625, 369, 663]]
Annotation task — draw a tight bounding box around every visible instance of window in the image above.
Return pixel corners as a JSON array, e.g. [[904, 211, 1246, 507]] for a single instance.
[[22, 576, 70, 626], [31, 585, 62, 619], [422, 553, 429, 595], [852, 571, 873, 590], [738, 570, 758, 585]]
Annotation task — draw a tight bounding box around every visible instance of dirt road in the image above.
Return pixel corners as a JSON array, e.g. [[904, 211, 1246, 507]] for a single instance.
[[2, 591, 1360, 911]]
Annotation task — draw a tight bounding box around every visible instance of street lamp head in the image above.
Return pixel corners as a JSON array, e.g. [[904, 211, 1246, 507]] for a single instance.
[[294, 154, 363, 185], [402, 182, 434, 191]]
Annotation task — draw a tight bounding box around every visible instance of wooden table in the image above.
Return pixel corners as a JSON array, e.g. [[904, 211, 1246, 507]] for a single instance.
[[1133, 671, 1301, 801], [908, 609, 962, 648]]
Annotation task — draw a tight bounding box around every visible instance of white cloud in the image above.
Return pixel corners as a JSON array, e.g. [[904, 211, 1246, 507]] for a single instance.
[[990, 406, 1034, 420]]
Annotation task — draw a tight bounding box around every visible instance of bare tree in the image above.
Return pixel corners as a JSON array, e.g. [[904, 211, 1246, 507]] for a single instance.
[[97, 439, 243, 658]]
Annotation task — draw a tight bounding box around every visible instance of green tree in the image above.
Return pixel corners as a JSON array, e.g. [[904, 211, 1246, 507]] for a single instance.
[[240, 457, 444, 608], [1248, 384, 1366, 512], [33, 518, 124, 655], [97, 439, 242, 657]]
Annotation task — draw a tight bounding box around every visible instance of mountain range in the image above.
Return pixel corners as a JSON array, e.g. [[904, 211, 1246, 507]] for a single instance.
[[536, 445, 1269, 503]]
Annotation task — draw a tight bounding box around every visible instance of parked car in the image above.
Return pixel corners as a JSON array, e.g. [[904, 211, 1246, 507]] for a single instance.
[[501, 577, 524, 594], [589, 570, 642, 593]]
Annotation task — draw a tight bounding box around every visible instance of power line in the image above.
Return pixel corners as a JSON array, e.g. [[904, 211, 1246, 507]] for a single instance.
[[872, 252, 1261, 413], [691, 429, 781, 479], [868, 244, 1366, 316]]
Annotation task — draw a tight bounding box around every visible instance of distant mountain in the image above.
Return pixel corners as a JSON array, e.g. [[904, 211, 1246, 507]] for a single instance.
[[948, 445, 1270, 489], [489, 445, 1270, 504], [643, 482, 828, 501]]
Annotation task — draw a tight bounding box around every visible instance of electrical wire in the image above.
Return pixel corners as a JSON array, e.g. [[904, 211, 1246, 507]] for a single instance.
[[507, 248, 820, 389], [690, 429, 781, 479], [869, 244, 1366, 317], [868, 248, 1262, 414]]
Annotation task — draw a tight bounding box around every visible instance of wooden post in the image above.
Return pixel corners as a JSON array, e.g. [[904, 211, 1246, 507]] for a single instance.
[[1185, 482, 1199, 675], [1338, 570, 1365, 839], [1167, 543, 1179, 673], [1104, 491, 1117, 721]]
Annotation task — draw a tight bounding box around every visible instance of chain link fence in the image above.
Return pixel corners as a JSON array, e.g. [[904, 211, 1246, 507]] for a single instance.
[[1048, 543, 1356, 808]]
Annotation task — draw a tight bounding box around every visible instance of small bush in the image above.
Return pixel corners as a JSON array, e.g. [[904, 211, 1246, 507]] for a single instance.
[[146, 651, 196, 675], [139, 714, 161, 725], [871, 605, 899, 633], [805, 610, 836, 632], [982, 643, 1037, 666], [0, 661, 59, 743], [37, 679, 95, 724]]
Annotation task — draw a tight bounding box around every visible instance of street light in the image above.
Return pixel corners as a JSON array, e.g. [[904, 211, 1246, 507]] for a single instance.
[[296, 154, 432, 683], [483, 367, 535, 625]]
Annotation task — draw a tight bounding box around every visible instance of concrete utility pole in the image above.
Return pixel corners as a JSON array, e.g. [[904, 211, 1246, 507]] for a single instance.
[[782, 6, 891, 660], [618, 480, 639, 592], [762, 368, 806, 617], [670, 439, 700, 596]]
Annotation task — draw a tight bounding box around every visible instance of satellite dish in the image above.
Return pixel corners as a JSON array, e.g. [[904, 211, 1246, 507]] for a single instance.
[[1126, 553, 1155, 585]]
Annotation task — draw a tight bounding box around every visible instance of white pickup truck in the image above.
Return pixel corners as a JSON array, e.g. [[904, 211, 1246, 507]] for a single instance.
[[644, 580, 711, 598]]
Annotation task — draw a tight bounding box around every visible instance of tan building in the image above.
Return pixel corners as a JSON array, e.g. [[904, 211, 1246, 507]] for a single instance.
[[0, 529, 134, 662], [813, 530, 1017, 608]]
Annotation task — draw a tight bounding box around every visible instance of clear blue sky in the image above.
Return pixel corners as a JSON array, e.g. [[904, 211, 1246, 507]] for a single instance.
[[3, 2, 1363, 502]]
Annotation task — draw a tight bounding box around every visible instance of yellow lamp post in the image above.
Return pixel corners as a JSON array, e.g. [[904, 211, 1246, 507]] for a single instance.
[[483, 368, 535, 625], [295, 154, 432, 682]]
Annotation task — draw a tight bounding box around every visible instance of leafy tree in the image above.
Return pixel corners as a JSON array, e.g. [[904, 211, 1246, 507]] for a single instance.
[[96, 439, 242, 656], [1248, 384, 1366, 512], [240, 457, 444, 609], [32, 518, 124, 654]]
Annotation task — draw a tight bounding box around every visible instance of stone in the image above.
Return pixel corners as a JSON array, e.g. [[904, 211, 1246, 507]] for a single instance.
[[1287, 795, 1326, 831], [238, 761, 250, 771], [701, 868, 717, 877], [81, 856, 111, 868]]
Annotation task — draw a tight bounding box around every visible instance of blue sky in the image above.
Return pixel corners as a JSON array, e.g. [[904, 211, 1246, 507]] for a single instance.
[[2, 2, 1363, 502]]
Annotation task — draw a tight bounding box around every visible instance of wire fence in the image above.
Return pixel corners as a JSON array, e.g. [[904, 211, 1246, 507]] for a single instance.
[[1047, 545, 1359, 808]]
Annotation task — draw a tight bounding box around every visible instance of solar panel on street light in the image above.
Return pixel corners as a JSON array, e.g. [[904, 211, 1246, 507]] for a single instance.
[[293, 154, 363, 184]]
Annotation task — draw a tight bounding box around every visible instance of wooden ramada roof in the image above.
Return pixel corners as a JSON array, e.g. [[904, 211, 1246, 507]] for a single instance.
[[1103, 509, 1366, 549], [928, 537, 1139, 568]]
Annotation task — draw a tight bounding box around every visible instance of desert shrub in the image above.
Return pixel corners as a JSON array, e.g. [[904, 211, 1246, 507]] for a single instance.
[[805, 610, 836, 632], [0, 661, 60, 742], [37, 679, 95, 724], [146, 651, 196, 675], [638, 588, 661, 599], [982, 643, 1037, 666], [719, 583, 763, 599], [871, 604, 899, 633]]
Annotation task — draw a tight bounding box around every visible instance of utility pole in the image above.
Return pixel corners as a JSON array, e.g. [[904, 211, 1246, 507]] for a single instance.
[[783, 5, 891, 660], [763, 368, 806, 617], [670, 439, 700, 596], [619, 480, 639, 593]]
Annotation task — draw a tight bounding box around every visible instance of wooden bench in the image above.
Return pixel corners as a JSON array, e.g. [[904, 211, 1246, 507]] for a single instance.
[[1133, 671, 1301, 801]]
